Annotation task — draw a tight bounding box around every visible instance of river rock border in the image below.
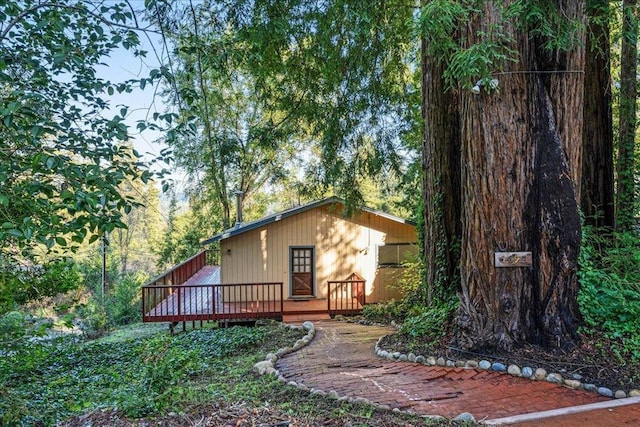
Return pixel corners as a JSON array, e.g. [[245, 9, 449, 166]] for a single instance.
[[252, 321, 451, 423], [374, 336, 640, 400], [253, 320, 316, 376]]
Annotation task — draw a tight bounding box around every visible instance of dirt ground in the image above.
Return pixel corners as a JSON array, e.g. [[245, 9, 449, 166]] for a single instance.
[[60, 401, 456, 427]]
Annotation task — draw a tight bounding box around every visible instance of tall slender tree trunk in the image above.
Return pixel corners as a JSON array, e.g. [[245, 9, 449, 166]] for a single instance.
[[187, 0, 232, 231], [616, 0, 638, 231], [582, 0, 614, 228], [455, 1, 585, 351], [421, 34, 461, 305]]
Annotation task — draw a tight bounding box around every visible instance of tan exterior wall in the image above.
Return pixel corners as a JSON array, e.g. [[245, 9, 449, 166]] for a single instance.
[[219, 204, 416, 303]]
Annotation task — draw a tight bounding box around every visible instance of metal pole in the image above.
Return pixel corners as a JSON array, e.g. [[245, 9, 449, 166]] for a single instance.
[[234, 190, 244, 226], [101, 232, 108, 300]]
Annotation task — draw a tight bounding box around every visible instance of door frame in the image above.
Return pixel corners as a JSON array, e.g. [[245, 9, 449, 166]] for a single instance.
[[289, 245, 315, 298]]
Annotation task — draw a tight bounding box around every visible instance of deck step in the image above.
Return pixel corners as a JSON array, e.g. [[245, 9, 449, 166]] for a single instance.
[[282, 313, 332, 323]]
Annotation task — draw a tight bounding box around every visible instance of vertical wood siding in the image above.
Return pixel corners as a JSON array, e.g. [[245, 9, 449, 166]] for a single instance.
[[220, 204, 416, 302]]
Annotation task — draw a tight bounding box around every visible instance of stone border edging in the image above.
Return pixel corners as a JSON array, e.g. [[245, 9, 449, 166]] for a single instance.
[[253, 320, 316, 376], [373, 336, 640, 400], [253, 321, 452, 423]]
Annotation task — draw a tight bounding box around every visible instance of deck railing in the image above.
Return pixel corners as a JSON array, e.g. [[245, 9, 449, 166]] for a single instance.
[[141, 250, 215, 316], [146, 250, 214, 287], [328, 274, 366, 315], [142, 282, 284, 323]]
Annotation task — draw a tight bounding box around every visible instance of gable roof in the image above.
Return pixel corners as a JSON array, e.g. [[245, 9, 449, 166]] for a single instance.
[[201, 196, 415, 245]]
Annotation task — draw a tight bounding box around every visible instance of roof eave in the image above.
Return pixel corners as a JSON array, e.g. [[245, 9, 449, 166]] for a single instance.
[[200, 196, 414, 245]]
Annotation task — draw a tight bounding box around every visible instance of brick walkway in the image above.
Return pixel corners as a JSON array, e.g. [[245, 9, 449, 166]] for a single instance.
[[276, 321, 609, 421]]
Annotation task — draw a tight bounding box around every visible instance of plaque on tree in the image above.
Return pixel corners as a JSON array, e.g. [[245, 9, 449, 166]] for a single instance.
[[494, 252, 533, 268]]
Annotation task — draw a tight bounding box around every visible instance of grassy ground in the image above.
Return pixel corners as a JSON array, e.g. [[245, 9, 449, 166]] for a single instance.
[[0, 321, 459, 426]]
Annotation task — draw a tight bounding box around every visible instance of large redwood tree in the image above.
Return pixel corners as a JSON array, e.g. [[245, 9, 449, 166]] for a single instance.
[[421, 36, 461, 306], [423, 0, 586, 351], [582, 0, 614, 228], [616, 0, 639, 231]]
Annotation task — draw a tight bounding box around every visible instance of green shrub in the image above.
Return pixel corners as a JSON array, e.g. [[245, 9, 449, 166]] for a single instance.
[[578, 226, 640, 361], [74, 295, 108, 339], [0, 258, 82, 313], [0, 311, 26, 342], [386, 260, 422, 296], [362, 299, 413, 323], [0, 311, 53, 351], [105, 272, 146, 325], [398, 301, 458, 339], [70, 268, 147, 334]]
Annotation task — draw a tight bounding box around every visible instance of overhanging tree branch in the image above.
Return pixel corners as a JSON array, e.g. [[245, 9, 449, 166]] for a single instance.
[[0, 1, 159, 43]]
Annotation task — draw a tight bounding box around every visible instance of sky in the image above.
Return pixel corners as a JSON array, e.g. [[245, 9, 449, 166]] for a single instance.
[[94, 21, 192, 199], [98, 34, 166, 164]]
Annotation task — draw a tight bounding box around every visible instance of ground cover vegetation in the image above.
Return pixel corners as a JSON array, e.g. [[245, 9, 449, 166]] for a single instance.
[[0, 321, 458, 426]]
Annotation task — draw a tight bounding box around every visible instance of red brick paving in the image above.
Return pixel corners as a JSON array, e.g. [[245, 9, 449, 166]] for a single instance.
[[276, 321, 609, 421]]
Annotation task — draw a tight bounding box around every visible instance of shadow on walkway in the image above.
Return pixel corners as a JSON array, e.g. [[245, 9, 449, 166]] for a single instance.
[[276, 321, 638, 424]]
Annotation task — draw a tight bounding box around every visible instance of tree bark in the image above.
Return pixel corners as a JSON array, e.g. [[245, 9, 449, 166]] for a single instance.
[[582, 0, 614, 228], [616, 0, 638, 231], [421, 34, 461, 305], [455, 0, 584, 351]]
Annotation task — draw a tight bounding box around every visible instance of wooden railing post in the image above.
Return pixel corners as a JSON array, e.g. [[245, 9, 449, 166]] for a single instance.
[[141, 286, 146, 321], [176, 286, 181, 319], [212, 284, 217, 317]]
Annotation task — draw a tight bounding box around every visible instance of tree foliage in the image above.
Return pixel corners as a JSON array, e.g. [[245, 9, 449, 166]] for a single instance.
[[0, 259, 81, 312], [111, 176, 164, 275], [153, 0, 418, 220], [152, 1, 306, 228], [0, 0, 166, 261], [156, 192, 217, 268]]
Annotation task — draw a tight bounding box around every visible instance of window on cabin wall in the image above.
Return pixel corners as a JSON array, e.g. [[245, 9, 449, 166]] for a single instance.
[[377, 243, 419, 268]]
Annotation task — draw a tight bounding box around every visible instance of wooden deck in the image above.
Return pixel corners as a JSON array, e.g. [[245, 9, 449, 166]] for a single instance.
[[143, 266, 284, 322], [142, 264, 365, 324]]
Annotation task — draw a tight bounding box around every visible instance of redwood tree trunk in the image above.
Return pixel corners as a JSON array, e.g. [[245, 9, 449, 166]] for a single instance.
[[421, 35, 461, 305], [616, 0, 638, 231], [582, 0, 614, 228], [455, 0, 585, 351]]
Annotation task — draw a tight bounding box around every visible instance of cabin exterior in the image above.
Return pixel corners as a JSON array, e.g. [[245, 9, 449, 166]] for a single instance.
[[142, 197, 417, 325], [203, 197, 418, 304]]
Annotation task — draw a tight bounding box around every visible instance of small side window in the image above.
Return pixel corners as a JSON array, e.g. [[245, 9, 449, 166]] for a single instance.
[[377, 243, 418, 267]]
